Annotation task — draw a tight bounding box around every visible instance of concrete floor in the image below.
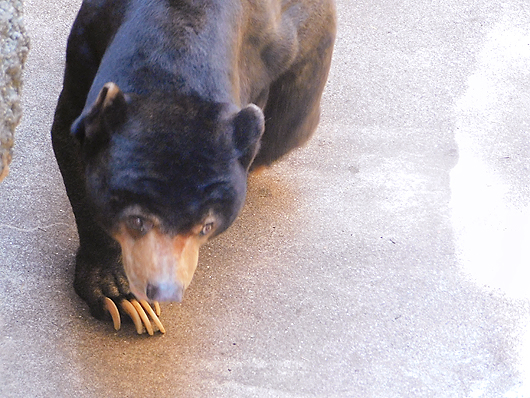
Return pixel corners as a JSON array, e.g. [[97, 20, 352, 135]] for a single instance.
[[1, 0, 530, 396]]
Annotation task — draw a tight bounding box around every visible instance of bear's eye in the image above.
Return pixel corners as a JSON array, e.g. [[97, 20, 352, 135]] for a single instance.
[[126, 216, 153, 235], [200, 222, 214, 236]]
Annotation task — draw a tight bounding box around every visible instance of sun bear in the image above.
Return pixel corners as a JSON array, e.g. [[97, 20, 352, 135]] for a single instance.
[[51, 0, 336, 334]]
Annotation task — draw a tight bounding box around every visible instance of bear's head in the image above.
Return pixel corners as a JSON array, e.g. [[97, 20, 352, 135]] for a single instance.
[[71, 82, 264, 303]]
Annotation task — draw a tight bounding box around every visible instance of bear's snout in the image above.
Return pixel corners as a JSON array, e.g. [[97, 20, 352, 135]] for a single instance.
[[146, 281, 184, 303], [113, 221, 205, 303]]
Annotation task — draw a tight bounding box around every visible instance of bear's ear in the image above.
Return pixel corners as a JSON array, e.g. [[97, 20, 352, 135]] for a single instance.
[[71, 82, 128, 147], [232, 104, 265, 170]]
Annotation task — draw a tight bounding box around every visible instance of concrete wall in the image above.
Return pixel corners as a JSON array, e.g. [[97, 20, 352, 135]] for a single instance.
[[0, 0, 29, 182]]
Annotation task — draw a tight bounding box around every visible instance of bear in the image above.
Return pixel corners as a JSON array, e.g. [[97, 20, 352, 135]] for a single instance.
[[51, 0, 336, 335]]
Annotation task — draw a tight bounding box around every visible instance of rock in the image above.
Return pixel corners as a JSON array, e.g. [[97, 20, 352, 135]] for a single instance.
[[0, 0, 30, 182]]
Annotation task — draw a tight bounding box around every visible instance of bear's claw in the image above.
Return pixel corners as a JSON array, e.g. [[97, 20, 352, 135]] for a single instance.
[[104, 296, 165, 335], [104, 297, 121, 331], [138, 299, 165, 333]]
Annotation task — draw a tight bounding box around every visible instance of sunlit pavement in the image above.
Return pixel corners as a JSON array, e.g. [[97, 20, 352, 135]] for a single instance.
[[1, 0, 529, 397]]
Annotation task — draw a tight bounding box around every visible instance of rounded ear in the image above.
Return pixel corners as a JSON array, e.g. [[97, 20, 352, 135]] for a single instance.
[[232, 104, 265, 169], [71, 82, 128, 146]]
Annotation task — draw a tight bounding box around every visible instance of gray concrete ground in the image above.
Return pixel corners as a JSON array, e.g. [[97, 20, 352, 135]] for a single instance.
[[1, 0, 530, 396]]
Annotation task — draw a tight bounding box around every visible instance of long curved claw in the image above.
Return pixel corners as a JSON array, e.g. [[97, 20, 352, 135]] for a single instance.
[[139, 300, 166, 334], [103, 297, 165, 335], [154, 301, 161, 317], [104, 297, 121, 331], [120, 299, 144, 334], [130, 299, 154, 335]]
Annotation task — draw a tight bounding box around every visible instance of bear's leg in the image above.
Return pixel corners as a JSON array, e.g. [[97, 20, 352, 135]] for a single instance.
[[251, 29, 336, 168], [51, 66, 164, 335]]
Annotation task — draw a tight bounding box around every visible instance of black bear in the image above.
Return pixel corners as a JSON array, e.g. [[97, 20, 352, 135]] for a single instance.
[[51, 0, 336, 335]]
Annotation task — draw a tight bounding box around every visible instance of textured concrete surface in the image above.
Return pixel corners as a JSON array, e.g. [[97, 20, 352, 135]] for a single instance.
[[1, 0, 530, 397], [0, 0, 29, 181]]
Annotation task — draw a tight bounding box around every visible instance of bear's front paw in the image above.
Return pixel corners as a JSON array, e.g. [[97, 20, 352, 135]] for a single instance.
[[74, 250, 165, 335]]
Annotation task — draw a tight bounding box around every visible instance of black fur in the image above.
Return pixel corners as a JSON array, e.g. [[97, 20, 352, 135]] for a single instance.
[[51, 0, 335, 320]]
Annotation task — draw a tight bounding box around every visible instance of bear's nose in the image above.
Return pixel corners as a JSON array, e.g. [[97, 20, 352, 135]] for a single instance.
[[146, 281, 184, 302]]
